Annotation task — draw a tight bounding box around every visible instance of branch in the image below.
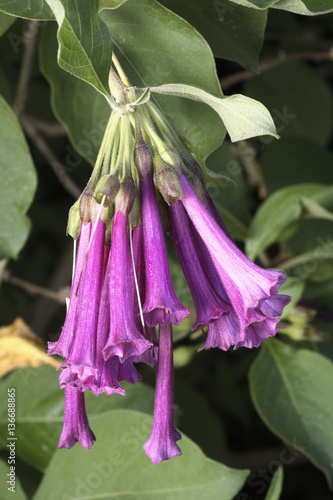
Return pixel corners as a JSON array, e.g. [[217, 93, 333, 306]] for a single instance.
[[20, 115, 82, 199], [28, 116, 67, 137], [13, 21, 42, 116], [220, 48, 333, 90], [2, 271, 69, 304]]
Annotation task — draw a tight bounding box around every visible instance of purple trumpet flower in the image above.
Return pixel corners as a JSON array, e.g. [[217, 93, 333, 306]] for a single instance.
[[143, 323, 182, 464], [50, 219, 105, 389], [58, 385, 95, 450], [48, 222, 91, 359], [140, 175, 190, 327], [103, 210, 153, 362], [83, 243, 140, 395], [168, 201, 230, 329], [130, 223, 158, 367], [179, 175, 290, 346]]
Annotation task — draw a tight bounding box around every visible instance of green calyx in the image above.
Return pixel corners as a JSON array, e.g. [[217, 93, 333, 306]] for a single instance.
[[70, 64, 207, 238]]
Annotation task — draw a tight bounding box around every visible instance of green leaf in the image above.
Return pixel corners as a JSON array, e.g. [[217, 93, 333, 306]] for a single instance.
[[149, 83, 278, 142], [0, 12, 15, 35], [245, 184, 331, 260], [0, 95, 37, 259], [272, 0, 333, 15], [264, 466, 283, 500], [261, 138, 333, 194], [39, 22, 109, 165], [278, 277, 305, 319], [0, 366, 154, 472], [100, 0, 226, 162], [244, 62, 333, 147], [159, 0, 267, 72], [0, 459, 27, 499], [228, 0, 279, 8], [0, 0, 53, 20], [33, 410, 249, 500], [206, 142, 252, 233], [280, 238, 333, 282], [228, 0, 333, 14], [300, 197, 333, 222], [250, 339, 333, 488], [45, 0, 113, 98]]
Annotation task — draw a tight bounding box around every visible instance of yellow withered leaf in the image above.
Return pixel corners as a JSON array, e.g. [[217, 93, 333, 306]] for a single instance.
[[0, 318, 60, 378]]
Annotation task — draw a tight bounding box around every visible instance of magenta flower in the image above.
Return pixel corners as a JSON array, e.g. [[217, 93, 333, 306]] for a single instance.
[[143, 323, 182, 464], [179, 174, 290, 347], [103, 210, 153, 362], [50, 219, 105, 389], [58, 385, 95, 450], [140, 175, 190, 327], [168, 200, 230, 329], [48, 221, 91, 359]]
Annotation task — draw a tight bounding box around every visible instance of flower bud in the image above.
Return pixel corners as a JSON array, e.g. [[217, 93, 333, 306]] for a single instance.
[[79, 188, 101, 224], [67, 199, 81, 240], [133, 134, 153, 180], [185, 172, 206, 204], [182, 152, 206, 187], [155, 163, 183, 205], [115, 177, 137, 216], [158, 145, 182, 175], [94, 174, 120, 206], [128, 194, 142, 227]]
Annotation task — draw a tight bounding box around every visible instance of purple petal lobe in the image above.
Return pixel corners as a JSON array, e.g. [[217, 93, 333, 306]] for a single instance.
[[236, 318, 280, 349], [141, 175, 189, 327], [58, 385, 95, 450], [200, 311, 240, 351], [143, 323, 182, 465]]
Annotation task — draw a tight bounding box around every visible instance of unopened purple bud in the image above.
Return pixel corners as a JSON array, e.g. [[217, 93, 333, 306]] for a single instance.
[[134, 135, 153, 180], [115, 177, 136, 216], [94, 174, 120, 206], [79, 189, 101, 224], [157, 145, 182, 175], [155, 164, 183, 205], [182, 151, 206, 187]]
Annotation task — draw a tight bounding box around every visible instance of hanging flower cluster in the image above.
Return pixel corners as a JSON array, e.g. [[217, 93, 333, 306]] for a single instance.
[[48, 70, 290, 465]]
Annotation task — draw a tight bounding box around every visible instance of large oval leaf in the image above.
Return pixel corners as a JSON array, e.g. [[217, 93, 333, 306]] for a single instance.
[[149, 83, 278, 142], [244, 62, 333, 147], [250, 339, 333, 488], [45, 0, 113, 98], [39, 22, 110, 165], [0, 95, 37, 259], [33, 410, 249, 500], [159, 0, 267, 72]]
